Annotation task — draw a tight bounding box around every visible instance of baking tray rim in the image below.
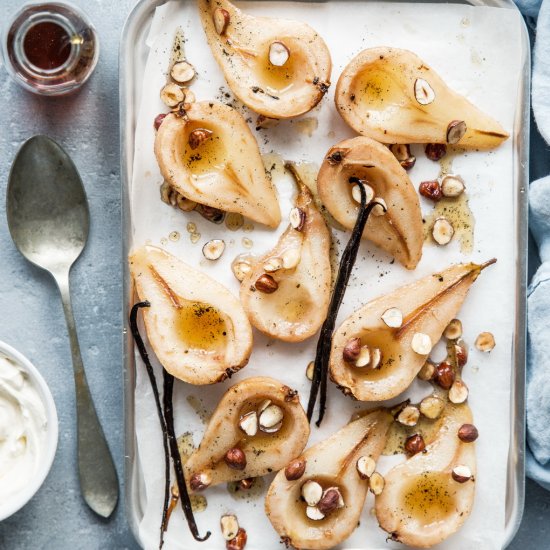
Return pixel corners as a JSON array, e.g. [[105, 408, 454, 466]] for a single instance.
[[119, 0, 529, 547]]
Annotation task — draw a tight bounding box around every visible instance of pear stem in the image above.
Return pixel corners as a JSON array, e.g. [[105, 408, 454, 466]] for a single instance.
[[479, 257, 497, 270], [129, 302, 211, 544], [307, 185, 385, 426]]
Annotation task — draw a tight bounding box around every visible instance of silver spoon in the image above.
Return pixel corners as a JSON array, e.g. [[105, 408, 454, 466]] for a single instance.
[[6, 135, 118, 518]]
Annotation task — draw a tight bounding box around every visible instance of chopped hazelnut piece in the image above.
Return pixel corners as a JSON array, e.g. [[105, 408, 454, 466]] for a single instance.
[[226, 528, 247, 550], [355, 345, 371, 368], [221, 514, 240, 541], [370, 348, 382, 369], [188, 128, 213, 150], [351, 182, 374, 205], [306, 506, 325, 521], [397, 405, 420, 427], [189, 471, 212, 492], [404, 434, 426, 455], [369, 472, 385, 495], [301, 480, 323, 506], [447, 120, 467, 144], [452, 465, 472, 483], [356, 456, 376, 479], [258, 404, 284, 433], [282, 247, 301, 269], [213, 7, 230, 35], [414, 78, 436, 105], [372, 198, 387, 216], [160, 82, 184, 107], [441, 174, 466, 198], [454, 341, 468, 367], [418, 360, 436, 381], [238, 411, 258, 437], [154, 113, 167, 131], [444, 319, 463, 340], [269, 41, 290, 67], [411, 332, 432, 355], [202, 239, 226, 260], [171, 60, 195, 83], [232, 259, 252, 282], [263, 257, 283, 273], [419, 180, 443, 202], [448, 379, 469, 404], [289, 207, 306, 231], [381, 307, 403, 328], [420, 395, 445, 419], [306, 361, 314, 381], [475, 332, 495, 352], [432, 217, 454, 245], [389, 144, 416, 171]]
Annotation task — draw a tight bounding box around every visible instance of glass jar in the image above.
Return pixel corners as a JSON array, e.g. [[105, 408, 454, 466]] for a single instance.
[[2, 1, 99, 96]]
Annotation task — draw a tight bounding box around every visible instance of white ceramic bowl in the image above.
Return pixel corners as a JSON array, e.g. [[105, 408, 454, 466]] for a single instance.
[[0, 341, 58, 521]]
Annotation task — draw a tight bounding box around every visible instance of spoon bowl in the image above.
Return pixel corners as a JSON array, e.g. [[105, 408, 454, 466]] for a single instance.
[[7, 135, 89, 272], [6, 135, 118, 518]]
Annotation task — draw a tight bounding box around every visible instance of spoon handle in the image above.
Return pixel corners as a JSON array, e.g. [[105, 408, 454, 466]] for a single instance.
[[55, 270, 119, 518]]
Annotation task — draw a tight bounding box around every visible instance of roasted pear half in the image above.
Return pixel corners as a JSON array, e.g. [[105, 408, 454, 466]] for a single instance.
[[154, 102, 281, 227], [129, 245, 252, 384], [198, 0, 331, 118], [318, 136, 422, 269], [185, 377, 309, 488], [376, 402, 476, 547], [335, 47, 509, 149], [330, 260, 495, 401], [240, 164, 331, 341], [265, 408, 392, 550]]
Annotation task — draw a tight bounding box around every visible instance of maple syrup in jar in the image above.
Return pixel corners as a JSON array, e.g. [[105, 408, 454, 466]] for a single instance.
[[2, 2, 98, 95]]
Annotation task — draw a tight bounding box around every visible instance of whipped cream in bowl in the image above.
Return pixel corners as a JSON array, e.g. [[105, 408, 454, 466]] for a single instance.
[[0, 341, 58, 520]]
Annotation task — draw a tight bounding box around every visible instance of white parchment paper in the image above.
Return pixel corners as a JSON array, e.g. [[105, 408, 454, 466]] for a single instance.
[[130, 2, 523, 548]]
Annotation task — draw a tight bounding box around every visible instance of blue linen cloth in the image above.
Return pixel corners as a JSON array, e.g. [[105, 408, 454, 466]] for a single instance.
[[514, 0, 550, 489]]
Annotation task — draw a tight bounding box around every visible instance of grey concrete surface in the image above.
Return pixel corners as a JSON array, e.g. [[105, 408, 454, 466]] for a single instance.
[[0, 1, 547, 549]]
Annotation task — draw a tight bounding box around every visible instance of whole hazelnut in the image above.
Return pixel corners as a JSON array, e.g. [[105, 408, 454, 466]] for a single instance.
[[458, 424, 479, 443], [425, 143, 447, 161], [285, 458, 306, 481], [224, 448, 247, 470], [255, 274, 278, 294], [342, 337, 362, 363], [434, 361, 455, 390], [419, 180, 443, 202], [404, 434, 426, 455]]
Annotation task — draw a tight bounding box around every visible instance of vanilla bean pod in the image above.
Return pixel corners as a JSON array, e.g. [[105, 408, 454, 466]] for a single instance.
[[129, 301, 170, 548], [130, 302, 210, 543], [163, 369, 211, 542], [307, 184, 385, 426]]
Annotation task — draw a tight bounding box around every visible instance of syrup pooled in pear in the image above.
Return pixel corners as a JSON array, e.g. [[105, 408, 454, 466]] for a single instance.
[[129, 245, 252, 384], [155, 102, 281, 227], [336, 47, 508, 149], [265, 409, 392, 550], [185, 377, 309, 489], [240, 163, 331, 342], [330, 260, 496, 401], [198, 0, 331, 118], [317, 136, 423, 269]]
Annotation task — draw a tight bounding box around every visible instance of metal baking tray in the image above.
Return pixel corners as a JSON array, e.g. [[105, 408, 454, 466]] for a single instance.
[[120, 0, 530, 546]]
